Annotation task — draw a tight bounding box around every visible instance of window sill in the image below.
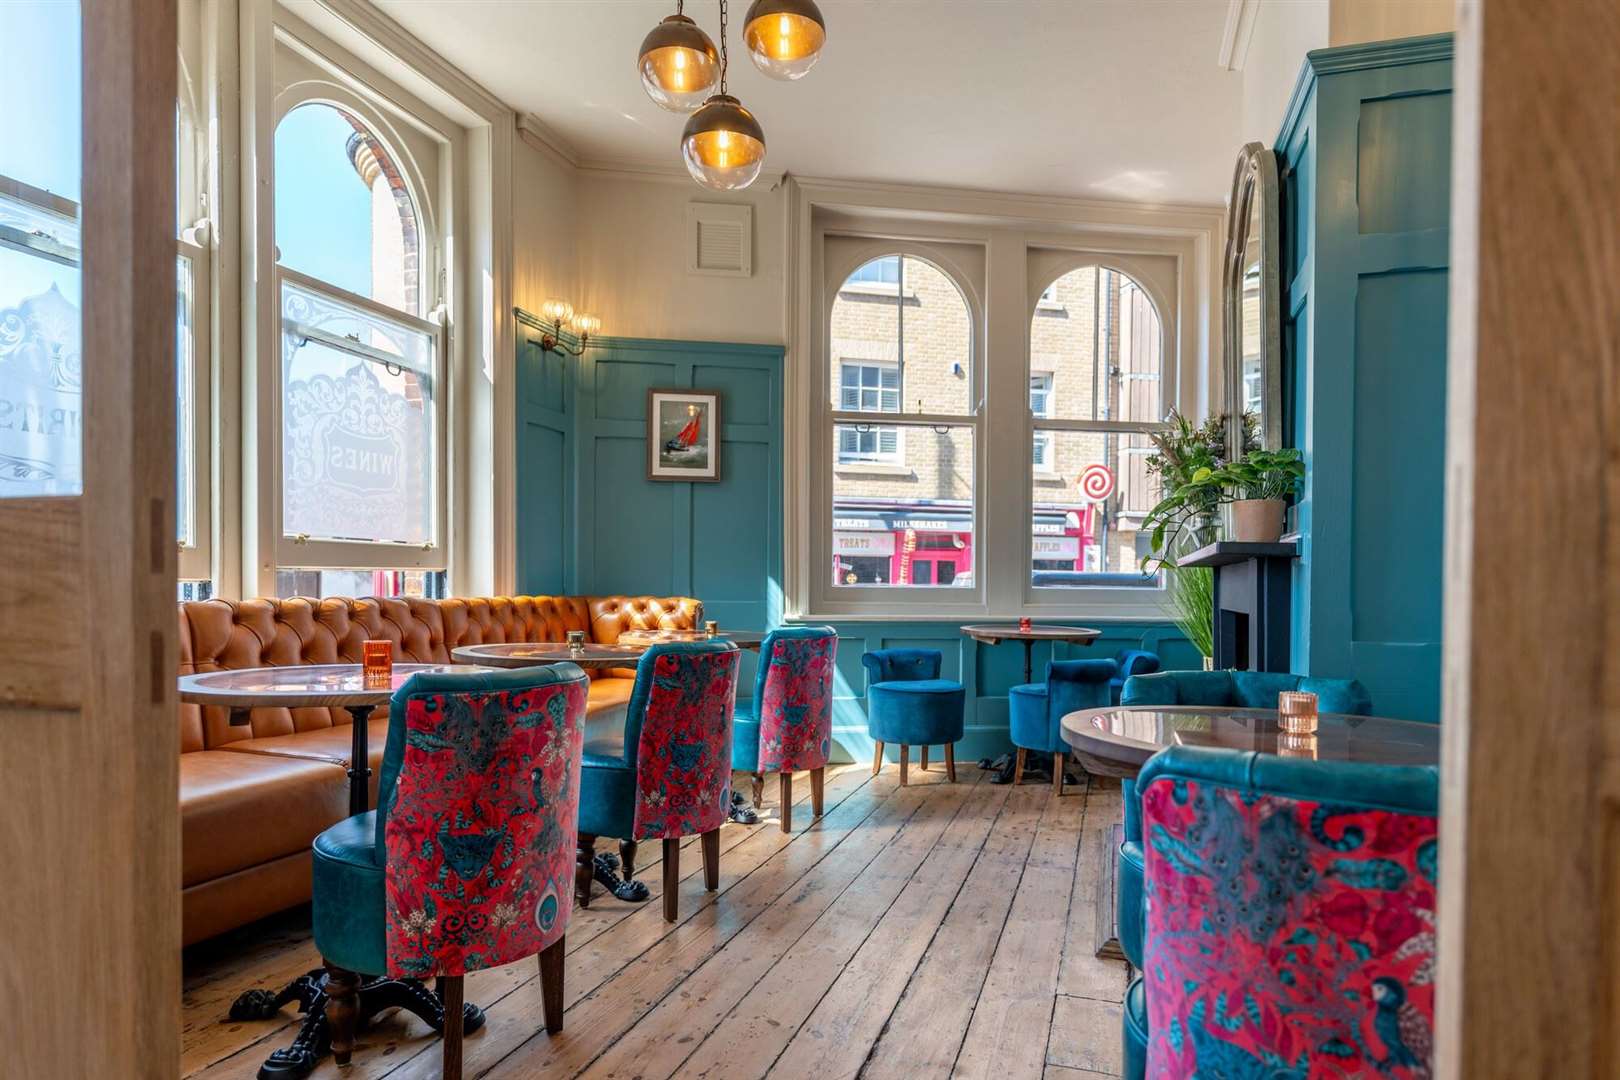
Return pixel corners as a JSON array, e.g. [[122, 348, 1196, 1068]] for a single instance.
[[1035, 298, 1065, 312], [1032, 467, 1060, 479], [839, 282, 917, 300], [835, 462, 912, 477]]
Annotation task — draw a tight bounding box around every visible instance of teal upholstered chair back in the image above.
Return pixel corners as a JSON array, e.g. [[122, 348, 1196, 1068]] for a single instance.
[[1135, 745, 1438, 1077], [372, 663, 590, 977], [1121, 669, 1372, 716], [861, 648, 940, 683], [1010, 659, 1113, 755]]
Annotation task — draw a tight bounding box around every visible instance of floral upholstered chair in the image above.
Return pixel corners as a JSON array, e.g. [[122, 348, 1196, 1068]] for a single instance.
[[1129, 745, 1438, 1079], [310, 664, 590, 1079], [731, 626, 837, 833], [577, 640, 740, 922]]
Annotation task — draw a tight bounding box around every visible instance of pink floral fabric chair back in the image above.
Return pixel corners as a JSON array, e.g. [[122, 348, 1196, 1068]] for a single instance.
[[1138, 747, 1439, 1078], [630, 641, 740, 840], [382, 666, 589, 978], [755, 627, 837, 773]]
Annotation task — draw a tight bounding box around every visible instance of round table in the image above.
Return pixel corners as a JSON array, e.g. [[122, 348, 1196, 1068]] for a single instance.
[[178, 663, 481, 816], [178, 663, 491, 1079], [1060, 704, 1442, 778], [960, 623, 1101, 684], [615, 628, 766, 650]]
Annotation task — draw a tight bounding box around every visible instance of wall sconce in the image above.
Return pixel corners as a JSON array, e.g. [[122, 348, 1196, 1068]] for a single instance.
[[537, 298, 601, 357]]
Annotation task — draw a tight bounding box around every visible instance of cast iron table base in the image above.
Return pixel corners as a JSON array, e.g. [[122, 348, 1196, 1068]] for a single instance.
[[230, 969, 485, 1080]]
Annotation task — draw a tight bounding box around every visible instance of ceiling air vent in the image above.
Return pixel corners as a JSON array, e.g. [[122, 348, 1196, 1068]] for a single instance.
[[686, 202, 752, 277]]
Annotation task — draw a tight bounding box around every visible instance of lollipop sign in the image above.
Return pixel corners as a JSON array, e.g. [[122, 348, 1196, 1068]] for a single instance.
[[1078, 463, 1115, 503]]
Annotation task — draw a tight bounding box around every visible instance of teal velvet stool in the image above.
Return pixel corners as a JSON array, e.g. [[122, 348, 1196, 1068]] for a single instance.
[[311, 663, 590, 1078], [862, 648, 965, 786], [577, 640, 740, 923], [1006, 659, 1112, 793], [1128, 745, 1437, 1078], [1116, 670, 1373, 1078], [732, 626, 837, 832]]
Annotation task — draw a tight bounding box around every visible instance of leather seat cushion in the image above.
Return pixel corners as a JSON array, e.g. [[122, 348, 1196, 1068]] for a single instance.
[[181, 751, 347, 887], [311, 811, 385, 976], [216, 715, 389, 768]]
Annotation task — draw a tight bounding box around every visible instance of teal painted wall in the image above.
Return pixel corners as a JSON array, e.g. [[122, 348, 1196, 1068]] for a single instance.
[[514, 319, 1196, 753], [1277, 35, 1452, 722]]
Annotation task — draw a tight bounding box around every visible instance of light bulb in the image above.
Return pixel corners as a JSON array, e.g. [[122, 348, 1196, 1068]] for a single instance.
[[742, 0, 826, 80], [680, 94, 766, 191], [569, 313, 601, 338], [540, 298, 574, 324], [637, 14, 720, 112]]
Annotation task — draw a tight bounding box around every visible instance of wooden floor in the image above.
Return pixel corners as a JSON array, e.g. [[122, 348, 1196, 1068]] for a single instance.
[[183, 763, 1130, 1079]]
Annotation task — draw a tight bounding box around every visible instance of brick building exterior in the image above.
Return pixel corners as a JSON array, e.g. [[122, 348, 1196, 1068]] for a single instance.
[[829, 255, 1162, 587]]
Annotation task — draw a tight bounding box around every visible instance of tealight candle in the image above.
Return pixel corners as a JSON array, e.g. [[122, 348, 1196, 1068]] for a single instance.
[[1277, 690, 1319, 734], [362, 639, 392, 686], [705, 620, 719, 638], [567, 629, 586, 656]]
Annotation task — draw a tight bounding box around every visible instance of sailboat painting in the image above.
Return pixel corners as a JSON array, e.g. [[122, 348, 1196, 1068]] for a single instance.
[[647, 388, 722, 482]]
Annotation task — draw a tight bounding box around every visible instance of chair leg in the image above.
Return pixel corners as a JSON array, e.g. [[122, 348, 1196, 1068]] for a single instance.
[[1053, 752, 1065, 796], [1013, 748, 1027, 786], [440, 974, 464, 1080], [780, 772, 793, 833], [945, 744, 956, 783], [899, 744, 910, 787], [921, 745, 929, 772], [663, 837, 680, 922], [811, 766, 825, 818], [575, 832, 596, 908], [538, 935, 565, 1035], [751, 771, 765, 808], [323, 962, 360, 1066], [871, 741, 884, 776], [702, 827, 720, 890], [619, 839, 638, 882]]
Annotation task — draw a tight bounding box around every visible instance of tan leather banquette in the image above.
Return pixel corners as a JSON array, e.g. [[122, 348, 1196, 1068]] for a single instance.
[[177, 594, 698, 945]]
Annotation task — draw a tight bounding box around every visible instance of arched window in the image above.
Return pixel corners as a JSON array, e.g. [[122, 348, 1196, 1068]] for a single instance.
[[274, 102, 419, 314], [272, 101, 443, 574], [1029, 265, 1164, 587], [827, 252, 977, 590]]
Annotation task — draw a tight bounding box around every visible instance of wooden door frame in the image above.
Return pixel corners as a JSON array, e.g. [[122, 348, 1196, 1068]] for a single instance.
[[1440, 0, 1620, 1074], [0, 0, 180, 1074]]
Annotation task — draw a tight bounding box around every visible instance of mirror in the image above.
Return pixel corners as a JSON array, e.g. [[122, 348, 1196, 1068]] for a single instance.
[[1223, 142, 1282, 459]]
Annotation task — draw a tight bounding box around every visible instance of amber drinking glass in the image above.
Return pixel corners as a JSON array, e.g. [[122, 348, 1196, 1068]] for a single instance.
[[362, 640, 392, 686]]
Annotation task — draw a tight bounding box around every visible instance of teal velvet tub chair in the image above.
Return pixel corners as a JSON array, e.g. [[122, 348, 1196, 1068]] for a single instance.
[[1006, 658, 1113, 793], [1126, 745, 1438, 1078], [576, 639, 740, 923], [862, 648, 966, 785], [311, 663, 590, 1078], [732, 626, 837, 833]]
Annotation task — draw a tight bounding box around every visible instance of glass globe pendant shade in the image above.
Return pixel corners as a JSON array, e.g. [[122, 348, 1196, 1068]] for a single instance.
[[742, 0, 826, 80], [637, 14, 721, 112], [680, 94, 767, 191]]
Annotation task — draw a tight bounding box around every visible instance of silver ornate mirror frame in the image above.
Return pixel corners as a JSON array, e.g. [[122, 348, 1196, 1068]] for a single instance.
[[1223, 141, 1283, 459]]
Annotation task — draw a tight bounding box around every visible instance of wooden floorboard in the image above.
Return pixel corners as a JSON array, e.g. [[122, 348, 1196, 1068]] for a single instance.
[[183, 766, 1126, 1080]]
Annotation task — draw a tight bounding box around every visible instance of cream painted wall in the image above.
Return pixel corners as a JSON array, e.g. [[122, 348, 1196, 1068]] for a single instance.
[[1329, 0, 1453, 45], [512, 137, 578, 317], [573, 173, 787, 346], [1241, 0, 1329, 144]]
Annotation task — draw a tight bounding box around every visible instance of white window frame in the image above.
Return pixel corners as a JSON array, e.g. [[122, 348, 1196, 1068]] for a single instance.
[[1026, 257, 1174, 604], [270, 265, 448, 571], [814, 238, 985, 615], [1030, 372, 1055, 472], [176, 230, 211, 582]]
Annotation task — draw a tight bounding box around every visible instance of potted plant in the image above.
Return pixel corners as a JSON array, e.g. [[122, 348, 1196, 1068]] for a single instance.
[[1220, 447, 1304, 542], [1141, 411, 1233, 565]]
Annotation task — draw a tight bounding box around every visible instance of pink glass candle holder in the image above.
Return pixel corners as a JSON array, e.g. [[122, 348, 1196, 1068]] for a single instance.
[[362, 639, 392, 686], [1018, 616, 1033, 633], [1278, 690, 1319, 734]]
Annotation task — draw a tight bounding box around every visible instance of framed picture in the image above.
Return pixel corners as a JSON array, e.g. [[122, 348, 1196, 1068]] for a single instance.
[[647, 388, 722, 482]]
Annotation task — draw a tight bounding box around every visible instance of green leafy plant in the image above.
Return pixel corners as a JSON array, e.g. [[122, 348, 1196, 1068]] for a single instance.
[[1165, 565, 1214, 659], [1223, 447, 1305, 502], [1141, 411, 1238, 568]]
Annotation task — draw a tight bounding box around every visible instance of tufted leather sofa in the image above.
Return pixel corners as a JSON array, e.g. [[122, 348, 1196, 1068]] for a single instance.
[[177, 593, 698, 945]]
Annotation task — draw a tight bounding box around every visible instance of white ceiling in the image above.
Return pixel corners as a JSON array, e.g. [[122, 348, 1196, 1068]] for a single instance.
[[373, 0, 1248, 205]]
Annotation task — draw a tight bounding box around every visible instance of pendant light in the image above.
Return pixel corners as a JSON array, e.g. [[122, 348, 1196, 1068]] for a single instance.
[[637, 2, 720, 113], [741, 0, 826, 80], [681, 0, 767, 191]]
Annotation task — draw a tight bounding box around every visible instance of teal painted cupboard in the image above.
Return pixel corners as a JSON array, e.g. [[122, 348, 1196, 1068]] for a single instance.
[[1278, 34, 1453, 722]]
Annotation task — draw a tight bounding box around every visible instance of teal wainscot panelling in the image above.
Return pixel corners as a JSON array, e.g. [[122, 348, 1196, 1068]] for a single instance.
[[514, 317, 785, 703], [513, 315, 1197, 757], [1277, 34, 1452, 723]]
